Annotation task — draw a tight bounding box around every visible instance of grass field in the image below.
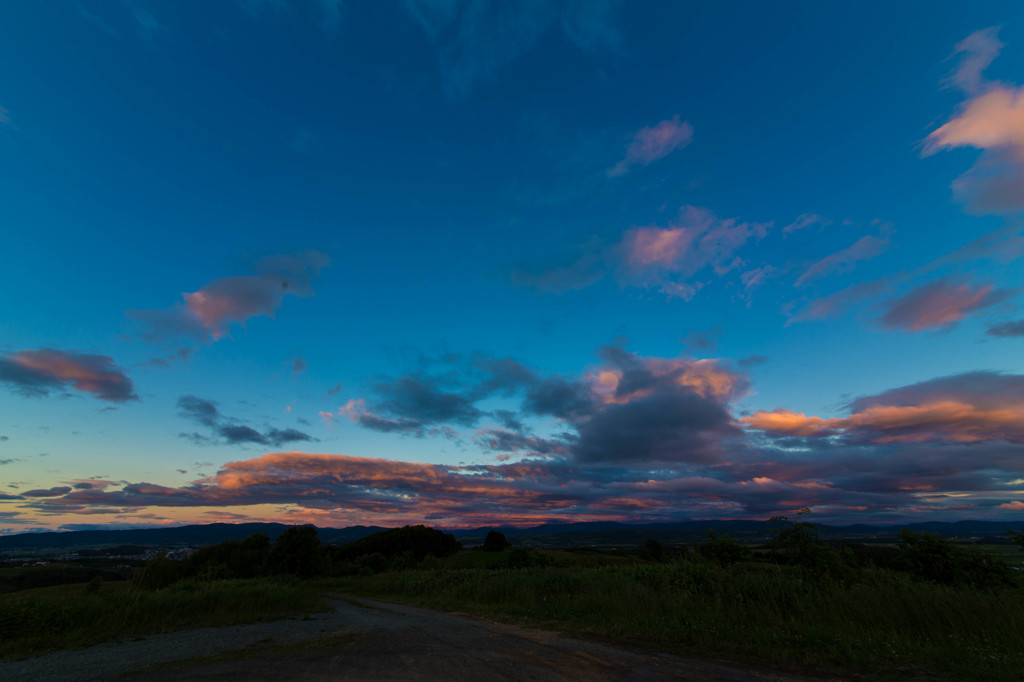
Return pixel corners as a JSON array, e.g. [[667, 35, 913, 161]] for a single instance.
[[0, 577, 327, 660], [316, 553, 1024, 681]]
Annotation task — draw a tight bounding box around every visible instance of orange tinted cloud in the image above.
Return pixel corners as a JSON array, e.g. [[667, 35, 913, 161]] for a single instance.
[[588, 355, 746, 405], [741, 409, 833, 437], [745, 399, 1024, 445]]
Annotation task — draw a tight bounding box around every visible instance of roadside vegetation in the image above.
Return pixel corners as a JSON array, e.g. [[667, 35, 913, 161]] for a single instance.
[[2, 518, 1022, 679]]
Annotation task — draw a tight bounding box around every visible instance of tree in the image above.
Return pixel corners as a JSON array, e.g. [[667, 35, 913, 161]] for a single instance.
[[895, 529, 1015, 588], [269, 525, 323, 578], [483, 529, 509, 552], [1009, 529, 1024, 553], [768, 508, 831, 568], [696, 530, 747, 566]]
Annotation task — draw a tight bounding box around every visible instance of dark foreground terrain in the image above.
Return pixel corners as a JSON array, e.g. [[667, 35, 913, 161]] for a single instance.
[[1, 596, 841, 682]]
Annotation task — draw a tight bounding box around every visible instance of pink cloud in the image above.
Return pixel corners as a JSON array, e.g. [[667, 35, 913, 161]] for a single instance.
[[616, 205, 769, 299], [0, 348, 137, 402], [925, 28, 1024, 213], [608, 116, 693, 177], [128, 250, 329, 343], [879, 278, 1015, 332], [997, 500, 1024, 510]]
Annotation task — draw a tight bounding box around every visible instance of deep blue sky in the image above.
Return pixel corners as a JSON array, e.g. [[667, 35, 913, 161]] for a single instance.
[[2, 1, 1023, 531]]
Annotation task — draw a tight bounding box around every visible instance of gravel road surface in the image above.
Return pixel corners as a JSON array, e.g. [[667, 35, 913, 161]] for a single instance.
[[1, 596, 847, 681]]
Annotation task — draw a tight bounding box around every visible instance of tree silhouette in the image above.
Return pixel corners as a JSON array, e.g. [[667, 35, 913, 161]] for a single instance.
[[483, 529, 509, 552]]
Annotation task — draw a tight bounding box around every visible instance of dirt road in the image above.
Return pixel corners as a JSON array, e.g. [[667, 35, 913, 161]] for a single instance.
[[2, 596, 846, 681]]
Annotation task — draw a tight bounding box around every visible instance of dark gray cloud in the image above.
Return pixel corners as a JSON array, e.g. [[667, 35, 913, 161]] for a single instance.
[[375, 374, 483, 426], [0, 348, 137, 402], [22, 486, 73, 498], [177, 394, 317, 447], [682, 326, 722, 351], [988, 319, 1024, 338], [177, 395, 220, 428], [848, 370, 1024, 412]]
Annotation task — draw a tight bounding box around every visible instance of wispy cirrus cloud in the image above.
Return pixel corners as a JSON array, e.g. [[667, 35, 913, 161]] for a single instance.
[[794, 231, 891, 287], [607, 116, 694, 177], [925, 27, 1024, 214], [878, 278, 1015, 332], [127, 250, 329, 345], [0, 348, 137, 403], [782, 213, 831, 235]]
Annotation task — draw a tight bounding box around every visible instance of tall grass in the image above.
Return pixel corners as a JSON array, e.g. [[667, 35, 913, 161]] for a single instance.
[[319, 561, 1024, 680], [0, 577, 326, 660]]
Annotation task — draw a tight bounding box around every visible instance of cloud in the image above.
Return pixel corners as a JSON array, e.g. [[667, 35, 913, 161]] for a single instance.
[[794, 233, 890, 287], [289, 357, 308, 376], [925, 28, 1024, 214], [782, 213, 830, 234], [681, 326, 721, 351], [512, 206, 770, 301], [405, 0, 621, 100], [330, 344, 748, 466], [744, 371, 1024, 445], [998, 500, 1024, 510], [509, 242, 605, 293], [740, 265, 779, 295], [20, 365, 1024, 524], [127, 250, 329, 344], [0, 348, 137, 402], [22, 486, 73, 498], [946, 27, 1004, 96], [0, 106, 10, 125], [878, 278, 1015, 332], [615, 206, 769, 300], [988, 319, 1024, 337], [178, 394, 220, 427], [177, 394, 317, 447], [607, 116, 694, 177]]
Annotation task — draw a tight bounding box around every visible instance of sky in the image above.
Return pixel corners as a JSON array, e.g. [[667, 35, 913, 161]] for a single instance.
[[1, 1, 1024, 533]]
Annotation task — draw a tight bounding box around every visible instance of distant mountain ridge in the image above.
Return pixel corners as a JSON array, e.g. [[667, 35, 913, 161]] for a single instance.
[[1, 519, 1021, 553]]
